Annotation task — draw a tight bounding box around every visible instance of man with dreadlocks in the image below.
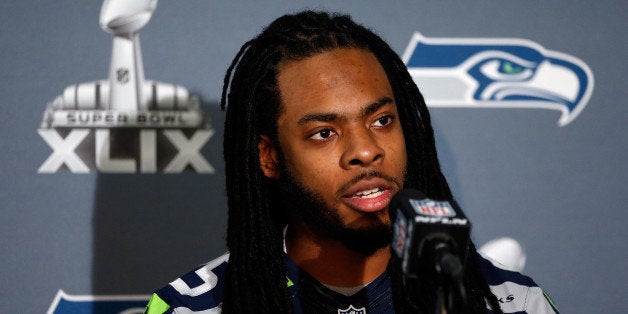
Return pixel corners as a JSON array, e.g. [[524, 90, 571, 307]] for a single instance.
[[145, 10, 558, 314]]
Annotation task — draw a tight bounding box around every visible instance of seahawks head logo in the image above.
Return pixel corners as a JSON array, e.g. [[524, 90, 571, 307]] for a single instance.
[[402, 33, 594, 126]]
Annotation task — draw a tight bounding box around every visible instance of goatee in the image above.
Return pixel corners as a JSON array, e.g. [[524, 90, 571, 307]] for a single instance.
[[277, 169, 392, 256]]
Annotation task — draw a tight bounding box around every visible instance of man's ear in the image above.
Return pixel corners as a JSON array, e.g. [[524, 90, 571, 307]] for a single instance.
[[258, 135, 281, 179]]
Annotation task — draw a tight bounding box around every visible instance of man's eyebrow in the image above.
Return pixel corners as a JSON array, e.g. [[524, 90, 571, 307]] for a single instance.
[[296, 96, 395, 126], [363, 97, 394, 116], [297, 112, 341, 126]]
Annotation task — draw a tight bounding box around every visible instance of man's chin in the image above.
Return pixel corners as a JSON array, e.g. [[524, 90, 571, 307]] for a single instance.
[[277, 167, 393, 256], [344, 211, 391, 229]]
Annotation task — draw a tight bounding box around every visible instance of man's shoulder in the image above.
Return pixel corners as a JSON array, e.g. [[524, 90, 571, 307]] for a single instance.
[[145, 253, 229, 314], [479, 254, 559, 314]]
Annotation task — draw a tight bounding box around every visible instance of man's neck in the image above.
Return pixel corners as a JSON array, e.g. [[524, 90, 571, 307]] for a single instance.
[[285, 221, 391, 287]]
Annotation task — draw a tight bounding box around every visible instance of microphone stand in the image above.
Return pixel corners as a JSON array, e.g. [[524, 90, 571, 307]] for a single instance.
[[431, 243, 467, 313]]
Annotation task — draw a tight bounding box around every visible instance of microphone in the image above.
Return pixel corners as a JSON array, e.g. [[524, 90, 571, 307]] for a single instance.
[[389, 189, 471, 281]]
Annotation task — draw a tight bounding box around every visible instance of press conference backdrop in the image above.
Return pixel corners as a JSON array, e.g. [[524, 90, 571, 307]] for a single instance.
[[1, 1, 626, 313]]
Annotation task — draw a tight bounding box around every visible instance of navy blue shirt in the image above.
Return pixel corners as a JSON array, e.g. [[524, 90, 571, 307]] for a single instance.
[[145, 252, 558, 314]]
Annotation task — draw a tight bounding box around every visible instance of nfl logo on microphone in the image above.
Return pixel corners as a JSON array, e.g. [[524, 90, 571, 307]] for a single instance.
[[410, 199, 455, 217]]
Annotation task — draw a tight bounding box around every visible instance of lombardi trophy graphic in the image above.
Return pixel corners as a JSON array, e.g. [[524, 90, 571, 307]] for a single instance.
[[41, 0, 206, 128], [101, 0, 156, 111]]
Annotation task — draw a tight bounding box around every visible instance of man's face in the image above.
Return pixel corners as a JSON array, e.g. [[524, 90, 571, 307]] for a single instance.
[[260, 48, 407, 252]]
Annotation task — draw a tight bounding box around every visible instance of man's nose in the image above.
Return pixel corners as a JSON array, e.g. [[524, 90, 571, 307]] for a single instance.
[[340, 128, 384, 169]]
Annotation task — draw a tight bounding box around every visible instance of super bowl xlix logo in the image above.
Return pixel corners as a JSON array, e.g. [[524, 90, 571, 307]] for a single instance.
[[39, 0, 213, 174]]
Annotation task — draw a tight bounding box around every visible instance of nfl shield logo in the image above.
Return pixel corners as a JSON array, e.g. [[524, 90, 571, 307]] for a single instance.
[[338, 305, 366, 314], [116, 68, 130, 83]]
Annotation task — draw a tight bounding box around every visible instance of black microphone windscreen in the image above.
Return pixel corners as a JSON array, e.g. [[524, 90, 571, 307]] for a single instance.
[[390, 188, 471, 277]]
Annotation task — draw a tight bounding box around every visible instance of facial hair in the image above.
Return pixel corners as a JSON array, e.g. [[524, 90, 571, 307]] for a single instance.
[[277, 168, 393, 256]]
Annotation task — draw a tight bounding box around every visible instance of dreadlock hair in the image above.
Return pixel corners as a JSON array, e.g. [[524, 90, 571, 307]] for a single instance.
[[220, 10, 503, 314]]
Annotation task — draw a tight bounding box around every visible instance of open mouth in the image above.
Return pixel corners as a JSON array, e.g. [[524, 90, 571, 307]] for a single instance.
[[342, 185, 393, 213], [353, 187, 385, 199], [338, 175, 400, 213]]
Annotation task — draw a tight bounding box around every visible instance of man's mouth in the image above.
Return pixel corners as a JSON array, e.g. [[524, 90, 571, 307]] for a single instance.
[[354, 187, 386, 199], [340, 177, 396, 213]]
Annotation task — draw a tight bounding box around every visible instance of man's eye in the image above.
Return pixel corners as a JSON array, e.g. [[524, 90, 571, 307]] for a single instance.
[[373, 115, 393, 127], [310, 129, 335, 140]]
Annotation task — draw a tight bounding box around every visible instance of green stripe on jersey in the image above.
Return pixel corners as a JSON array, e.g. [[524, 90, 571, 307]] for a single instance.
[[144, 293, 170, 314], [543, 290, 560, 313]]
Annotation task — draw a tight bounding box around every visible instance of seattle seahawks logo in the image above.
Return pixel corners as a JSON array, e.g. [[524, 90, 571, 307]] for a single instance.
[[402, 33, 594, 126], [47, 290, 149, 314]]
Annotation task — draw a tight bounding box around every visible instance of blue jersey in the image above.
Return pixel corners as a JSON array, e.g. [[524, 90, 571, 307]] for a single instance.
[[144, 253, 558, 313]]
